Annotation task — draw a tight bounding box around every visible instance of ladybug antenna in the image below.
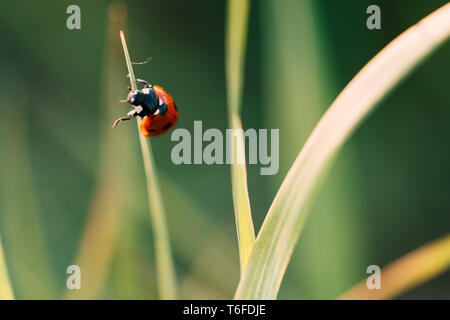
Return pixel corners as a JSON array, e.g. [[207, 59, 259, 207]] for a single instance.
[[136, 78, 150, 86], [131, 57, 152, 65]]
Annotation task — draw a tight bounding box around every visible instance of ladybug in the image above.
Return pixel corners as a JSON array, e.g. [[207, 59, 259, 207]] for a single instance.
[[112, 78, 178, 137]]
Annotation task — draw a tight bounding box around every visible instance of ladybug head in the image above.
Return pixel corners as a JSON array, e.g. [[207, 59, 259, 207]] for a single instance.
[[127, 90, 144, 106]]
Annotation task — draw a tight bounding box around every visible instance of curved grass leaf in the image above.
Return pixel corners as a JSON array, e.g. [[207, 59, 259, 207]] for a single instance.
[[225, 0, 255, 273], [235, 3, 450, 299], [339, 233, 450, 300]]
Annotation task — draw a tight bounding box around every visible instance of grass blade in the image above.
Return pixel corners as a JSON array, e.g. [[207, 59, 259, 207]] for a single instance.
[[0, 235, 13, 300], [137, 126, 177, 299], [120, 30, 177, 299], [339, 233, 450, 300], [120, 31, 137, 91], [225, 0, 255, 272], [235, 3, 450, 299]]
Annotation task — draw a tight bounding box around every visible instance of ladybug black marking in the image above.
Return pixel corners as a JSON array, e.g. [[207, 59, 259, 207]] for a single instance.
[[162, 122, 172, 131]]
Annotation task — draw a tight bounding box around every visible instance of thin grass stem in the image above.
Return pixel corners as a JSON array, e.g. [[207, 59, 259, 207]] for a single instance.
[[120, 30, 177, 299]]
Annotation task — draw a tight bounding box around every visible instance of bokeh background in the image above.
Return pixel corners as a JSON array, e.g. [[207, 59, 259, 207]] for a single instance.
[[0, 0, 449, 299]]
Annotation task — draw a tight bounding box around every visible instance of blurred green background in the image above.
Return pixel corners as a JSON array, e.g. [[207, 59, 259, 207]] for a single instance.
[[0, 0, 449, 299]]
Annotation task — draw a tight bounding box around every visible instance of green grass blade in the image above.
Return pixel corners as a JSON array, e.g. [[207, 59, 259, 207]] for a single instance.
[[225, 0, 255, 272], [120, 30, 177, 299], [235, 3, 450, 299], [0, 235, 13, 300], [137, 127, 177, 299], [339, 233, 450, 300], [226, 0, 250, 116]]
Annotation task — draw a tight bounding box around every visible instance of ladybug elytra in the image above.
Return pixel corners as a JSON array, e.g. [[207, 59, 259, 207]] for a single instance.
[[112, 78, 178, 137]]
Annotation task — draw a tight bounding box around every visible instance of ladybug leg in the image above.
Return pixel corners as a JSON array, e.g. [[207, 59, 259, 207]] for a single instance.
[[119, 88, 132, 102], [112, 110, 137, 128], [112, 116, 134, 128]]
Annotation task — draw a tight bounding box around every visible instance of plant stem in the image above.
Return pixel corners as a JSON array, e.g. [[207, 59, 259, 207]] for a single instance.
[[120, 31, 136, 91], [120, 30, 177, 299]]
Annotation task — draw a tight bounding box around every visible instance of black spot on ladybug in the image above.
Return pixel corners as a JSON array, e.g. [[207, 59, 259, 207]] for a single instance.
[[163, 122, 172, 130], [148, 129, 156, 132]]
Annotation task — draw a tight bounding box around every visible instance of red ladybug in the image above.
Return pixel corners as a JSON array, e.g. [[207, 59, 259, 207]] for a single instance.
[[112, 78, 178, 137]]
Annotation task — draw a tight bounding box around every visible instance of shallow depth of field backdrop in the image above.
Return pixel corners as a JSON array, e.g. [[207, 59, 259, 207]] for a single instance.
[[0, 0, 449, 299]]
